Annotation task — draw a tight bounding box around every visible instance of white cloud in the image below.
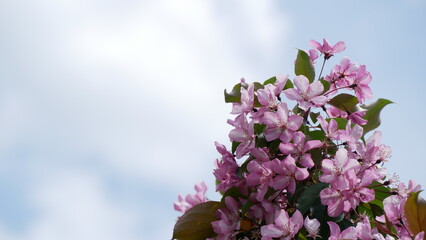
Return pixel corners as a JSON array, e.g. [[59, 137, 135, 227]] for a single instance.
[[0, 0, 290, 239]]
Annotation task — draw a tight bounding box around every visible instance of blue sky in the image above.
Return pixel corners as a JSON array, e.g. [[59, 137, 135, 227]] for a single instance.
[[0, 1, 425, 239]]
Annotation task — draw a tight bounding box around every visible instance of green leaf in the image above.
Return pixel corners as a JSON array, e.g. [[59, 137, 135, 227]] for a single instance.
[[222, 187, 245, 203], [284, 79, 294, 90], [360, 98, 393, 136], [369, 202, 385, 217], [369, 181, 391, 201], [326, 118, 348, 130], [254, 123, 266, 135], [295, 49, 315, 82], [172, 201, 224, 240], [231, 141, 240, 154], [296, 182, 328, 214], [306, 130, 326, 141], [404, 191, 426, 236], [310, 112, 320, 124], [263, 76, 277, 85], [224, 83, 243, 103], [320, 79, 330, 93], [328, 93, 359, 112]]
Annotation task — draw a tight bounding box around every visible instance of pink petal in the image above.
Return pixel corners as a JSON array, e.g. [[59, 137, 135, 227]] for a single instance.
[[310, 96, 328, 106], [265, 128, 282, 141], [308, 81, 324, 96], [263, 112, 279, 127], [274, 209, 289, 229], [294, 75, 310, 93], [340, 226, 357, 239], [279, 143, 295, 155], [295, 167, 309, 180], [290, 210, 304, 231], [261, 224, 284, 238], [332, 41, 346, 53], [309, 40, 322, 50], [327, 221, 341, 236], [283, 88, 303, 101], [225, 196, 239, 213], [300, 154, 314, 168], [277, 102, 289, 123], [304, 140, 323, 151], [321, 159, 335, 173], [287, 115, 303, 131]]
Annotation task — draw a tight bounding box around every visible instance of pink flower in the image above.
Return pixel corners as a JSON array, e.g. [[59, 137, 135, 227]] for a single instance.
[[309, 38, 346, 59], [270, 156, 309, 194], [174, 182, 207, 213], [317, 115, 339, 140], [328, 221, 357, 240], [304, 216, 320, 238], [325, 57, 358, 94], [256, 76, 287, 109], [319, 148, 360, 190], [211, 196, 240, 240], [261, 209, 303, 239], [279, 131, 323, 168], [309, 49, 319, 64], [350, 65, 373, 103], [283, 75, 328, 111], [246, 160, 274, 201], [262, 102, 303, 142], [231, 84, 254, 115], [228, 114, 255, 158]]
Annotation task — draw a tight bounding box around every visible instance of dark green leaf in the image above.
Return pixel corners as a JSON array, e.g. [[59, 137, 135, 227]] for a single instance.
[[231, 141, 240, 154], [327, 118, 348, 129], [369, 181, 392, 201], [295, 49, 315, 82], [172, 201, 224, 240], [296, 182, 328, 214], [306, 130, 326, 141], [222, 187, 245, 203], [255, 135, 268, 148], [254, 123, 266, 135], [360, 98, 393, 136], [224, 83, 242, 103], [310, 112, 320, 124], [328, 93, 359, 112], [263, 76, 277, 85], [320, 79, 330, 93], [284, 79, 294, 90], [253, 82, 264, 91], [369, 203, 385, 217]]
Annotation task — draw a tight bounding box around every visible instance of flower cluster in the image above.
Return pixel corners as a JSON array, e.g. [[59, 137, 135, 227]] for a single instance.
[[173, 39, 425, 240]]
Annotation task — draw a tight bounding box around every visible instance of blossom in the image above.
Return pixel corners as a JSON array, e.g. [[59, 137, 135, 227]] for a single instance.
[[283, 75, 328, 111], [309, 38, 346, 59], [270, 156, 309, 194], [324, 57, 359, 95], [317, 115, 339, 139], [228, 114, 255, 158], [256, 75, 288, 109], [319, 148, 360, 190], [211, 196, 240, 240], [173, 182, 207, 213], [279, 131, 323, 168], [261, 209, 303, 239], [351, 64, 373, 103], [304, 216, 320, 238], [328, 221, 357, 240], [262, 102, 303, 142], [231, 84, 254, 115]]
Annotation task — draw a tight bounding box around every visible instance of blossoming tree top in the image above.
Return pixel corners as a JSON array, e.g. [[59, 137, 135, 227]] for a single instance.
[[172, 39, 426, 240]]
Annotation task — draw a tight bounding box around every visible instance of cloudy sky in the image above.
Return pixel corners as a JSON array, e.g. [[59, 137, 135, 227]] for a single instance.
[[0, 1, 425, 239]]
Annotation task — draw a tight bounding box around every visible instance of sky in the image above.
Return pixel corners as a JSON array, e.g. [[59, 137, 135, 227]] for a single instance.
[[0, 0, 425, 239]]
